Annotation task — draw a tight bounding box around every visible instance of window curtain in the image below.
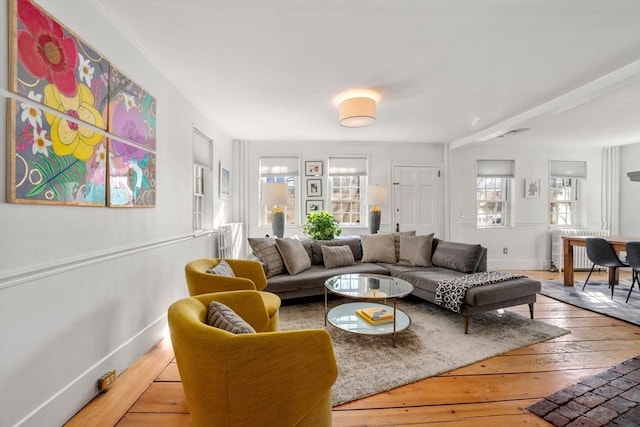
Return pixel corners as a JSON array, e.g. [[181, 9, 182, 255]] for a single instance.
[[601, 146, 620, 234]]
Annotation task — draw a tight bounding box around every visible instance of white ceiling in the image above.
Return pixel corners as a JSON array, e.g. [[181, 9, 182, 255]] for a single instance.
[[95, 0, 640, 148]]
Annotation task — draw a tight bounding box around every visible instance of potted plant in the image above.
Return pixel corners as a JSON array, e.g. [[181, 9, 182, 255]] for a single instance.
[[303, 210, 342, 240]]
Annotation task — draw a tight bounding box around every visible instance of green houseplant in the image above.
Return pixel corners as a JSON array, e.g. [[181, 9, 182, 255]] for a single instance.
[[303, 210, 342, 240]]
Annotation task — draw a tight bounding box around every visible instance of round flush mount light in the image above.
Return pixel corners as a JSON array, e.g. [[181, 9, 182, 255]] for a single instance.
[[333, 89, 381, 128]]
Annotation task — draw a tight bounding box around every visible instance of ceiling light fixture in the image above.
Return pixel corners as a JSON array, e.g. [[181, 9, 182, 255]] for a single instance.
[[333, 89, 380, 128]]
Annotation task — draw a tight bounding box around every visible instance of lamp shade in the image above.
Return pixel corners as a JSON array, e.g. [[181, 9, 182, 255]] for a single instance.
[[365, 185, 388, 206], [338, 97, 376, 127], [261, 182, 288, 205]]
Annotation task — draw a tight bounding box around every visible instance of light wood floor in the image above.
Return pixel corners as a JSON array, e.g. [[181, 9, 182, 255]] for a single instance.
[[66, 270, 640, 426]]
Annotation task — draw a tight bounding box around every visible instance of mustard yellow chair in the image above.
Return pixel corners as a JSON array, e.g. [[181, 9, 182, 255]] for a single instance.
[[168, 290, 338, 427], [185, 258, 280, 331]]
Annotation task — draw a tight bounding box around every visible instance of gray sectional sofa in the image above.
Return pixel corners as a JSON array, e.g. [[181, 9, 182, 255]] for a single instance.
[[249, 234, 541, 333]]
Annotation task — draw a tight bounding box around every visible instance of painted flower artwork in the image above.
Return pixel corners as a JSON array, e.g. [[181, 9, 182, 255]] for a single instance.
[[15, 0, 109, 126], [108, 68, 157, 149], [108, 139, 156, 207], [10, 99, 106, 205]]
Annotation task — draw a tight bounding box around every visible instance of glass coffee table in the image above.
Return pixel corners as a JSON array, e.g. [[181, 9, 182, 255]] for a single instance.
[[324, 273, 414, 347]]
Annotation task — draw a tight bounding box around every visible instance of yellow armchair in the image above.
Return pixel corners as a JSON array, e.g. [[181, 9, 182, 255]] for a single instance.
[[168, 291, 338, 427], [185, 258, 280, 331]]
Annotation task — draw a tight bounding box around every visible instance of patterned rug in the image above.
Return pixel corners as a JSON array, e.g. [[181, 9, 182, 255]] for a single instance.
[[528, 355, 640, 426], [540, 280, 640, 326], [279, 296, 569, 406]]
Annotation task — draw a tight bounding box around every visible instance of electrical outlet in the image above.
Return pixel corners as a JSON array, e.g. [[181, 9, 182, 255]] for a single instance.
[[97, 370, 116, 393], [503, 247, 508, 254]]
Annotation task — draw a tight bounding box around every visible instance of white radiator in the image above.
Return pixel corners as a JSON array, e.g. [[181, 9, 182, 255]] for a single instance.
[[216, 223, 243, 259], [550, 229, 610, 271]]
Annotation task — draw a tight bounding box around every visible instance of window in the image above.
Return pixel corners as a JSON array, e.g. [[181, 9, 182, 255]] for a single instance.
[[192, 128, 213, 232], [259, 156, 300, 226], [549, 160, 585, 227], [476, 160, 514, 228], [328, 156, 367, 225]]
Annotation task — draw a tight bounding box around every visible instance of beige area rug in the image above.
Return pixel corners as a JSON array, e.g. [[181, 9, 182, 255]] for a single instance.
[[279, 296, 570, 406]]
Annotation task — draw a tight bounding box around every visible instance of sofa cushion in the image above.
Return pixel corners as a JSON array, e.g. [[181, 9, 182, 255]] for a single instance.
[[206, 301, 256, 334], [311, 237, 362, 265], [432, 240, 483, 273], [248, 237, 285, 278], [361, 234, 396, 263], [399, 234, 434, 267], [321, 245, 356, 268], [275, 238, 312, 275], [206, 260, 235, 276], [394, 230, 416, 261]]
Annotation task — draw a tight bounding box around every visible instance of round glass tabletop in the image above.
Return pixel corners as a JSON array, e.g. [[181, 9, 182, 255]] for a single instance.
[[325, 273, 414, 299], [326, 302, 411, 335]]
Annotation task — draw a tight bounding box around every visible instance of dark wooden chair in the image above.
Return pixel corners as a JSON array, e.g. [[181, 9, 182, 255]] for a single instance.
[[583, 238, 628, 299]]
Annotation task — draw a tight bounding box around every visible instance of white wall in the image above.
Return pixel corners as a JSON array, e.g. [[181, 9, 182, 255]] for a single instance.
[[620, 143, 640, 236], [447, 142, 640, 270], [243, 140, 445, 249], [0, 1, 233, 425]]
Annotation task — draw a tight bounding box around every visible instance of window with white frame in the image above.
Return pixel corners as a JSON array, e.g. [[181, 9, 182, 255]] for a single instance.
[[549, 160, 585, 227], [328, 156, 367, 225], [259, 156, 300, 226], [476, 160, 514, 228], [192, 128, 213, 232]]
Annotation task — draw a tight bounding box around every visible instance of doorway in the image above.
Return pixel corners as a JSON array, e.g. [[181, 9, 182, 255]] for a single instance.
[[392, 165, 442, 237]]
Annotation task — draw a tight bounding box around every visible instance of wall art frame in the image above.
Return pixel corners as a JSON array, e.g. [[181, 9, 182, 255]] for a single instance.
[[306, 200, 324, 214], [524, 178, 540, 198], [306, 178, 322, 197], [305, 160, 323, 176], [219, 162, 230, 199]]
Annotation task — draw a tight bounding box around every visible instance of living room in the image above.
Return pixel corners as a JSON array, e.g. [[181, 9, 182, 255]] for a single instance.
[[0, 1, 639, 426]]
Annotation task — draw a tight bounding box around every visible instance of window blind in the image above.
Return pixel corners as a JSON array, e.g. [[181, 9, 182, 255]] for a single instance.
[[259, 156, 300, 176], [550, 160, 587, 178], [328, 156, 367, 176], [476, 159, 515, 177]]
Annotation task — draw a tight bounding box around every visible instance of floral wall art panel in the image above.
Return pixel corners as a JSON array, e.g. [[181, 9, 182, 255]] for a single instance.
[[11, 0, 110, 130], [107, 139, 156, 207], [108, 68, 157, 149], [8, 99, 107, 206]]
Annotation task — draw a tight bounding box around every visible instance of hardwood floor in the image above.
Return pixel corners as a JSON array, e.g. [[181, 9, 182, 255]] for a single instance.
[[66, 270, 640, 426]]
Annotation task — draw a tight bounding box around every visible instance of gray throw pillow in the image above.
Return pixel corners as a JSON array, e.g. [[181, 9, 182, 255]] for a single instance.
[[247, 237, 285, 278], [275, 238, 312, 275], [321, 245, 356, 268], [311, 238, 362, 265], [206, 301, 256, 334], [361, 234, 396, 263], [398, 233, 434, 267], [394, 230, 416, 261], [206, 260, 235, 276], [432, 240, 483, 273]]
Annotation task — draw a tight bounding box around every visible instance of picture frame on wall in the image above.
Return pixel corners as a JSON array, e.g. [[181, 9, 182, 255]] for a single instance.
[[307, 179, 322, 197], [524, 178, 540, 198], [306, 200, 324, 214], [305, 161, 323, 176], [220, 162, 230, 199]]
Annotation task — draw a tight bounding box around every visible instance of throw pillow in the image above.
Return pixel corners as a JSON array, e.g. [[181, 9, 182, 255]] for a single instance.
[[275, 238, 312, 275], [361, 234, 396, 263], [206, 301, 256, 334], [432, 240, 484, 273], [206, 260, 235, 276], [398, 233, 435, 267], [247, 237, 285, 278], [394, 230, 416, 261], [321, 245, 356, 268], [311, 238, 362, 265]]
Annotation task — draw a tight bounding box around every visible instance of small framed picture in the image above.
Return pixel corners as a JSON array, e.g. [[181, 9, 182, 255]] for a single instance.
[[219, 162, 230, 199], [524, 178, 540, 198], [307, 179, 322, 197], [305, 161, 323, 176], [306, 200, 324, 214]]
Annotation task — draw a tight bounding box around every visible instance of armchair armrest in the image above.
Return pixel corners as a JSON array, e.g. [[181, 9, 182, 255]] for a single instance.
[[225, 259, 268, 290]]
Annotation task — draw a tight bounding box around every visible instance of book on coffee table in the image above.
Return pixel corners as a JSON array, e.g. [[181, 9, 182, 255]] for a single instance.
[[356, 307, 394, 325]]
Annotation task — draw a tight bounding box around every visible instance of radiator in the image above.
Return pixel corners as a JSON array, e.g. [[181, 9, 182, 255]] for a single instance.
[[550, 229, 610, 271], [215, 223, 243, 259]]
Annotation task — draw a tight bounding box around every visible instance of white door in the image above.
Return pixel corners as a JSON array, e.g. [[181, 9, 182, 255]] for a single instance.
[[392, 165, 442, 236]]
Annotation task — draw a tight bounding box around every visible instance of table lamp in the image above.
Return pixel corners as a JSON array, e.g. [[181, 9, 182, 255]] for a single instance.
[[365, 184, 388, 234], [262, 182, 288, 238]]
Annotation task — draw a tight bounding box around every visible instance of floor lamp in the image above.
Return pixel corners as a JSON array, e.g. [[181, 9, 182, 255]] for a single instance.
[[365, 184, 388, 234], [262, 182, 288, 238]]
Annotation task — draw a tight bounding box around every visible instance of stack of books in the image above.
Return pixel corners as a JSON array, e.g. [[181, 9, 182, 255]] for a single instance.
[[355, 306, 394, 325]]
